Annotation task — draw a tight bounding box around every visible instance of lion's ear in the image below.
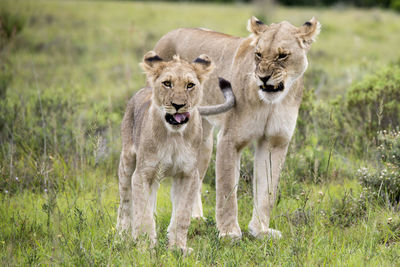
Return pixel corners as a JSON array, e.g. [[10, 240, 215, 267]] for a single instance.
[[140, 51, 164, 76], [247, 16, 268, 35], [297, 17, 321, 49], [193, 54, 215, 83]]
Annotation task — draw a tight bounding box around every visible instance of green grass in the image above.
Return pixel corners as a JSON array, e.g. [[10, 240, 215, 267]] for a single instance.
[[2, 173, 400, 265], [1, 0, 400, 265]]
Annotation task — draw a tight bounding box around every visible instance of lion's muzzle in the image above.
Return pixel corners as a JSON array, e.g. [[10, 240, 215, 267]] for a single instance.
[[165, 112, 190, 125], [258, 75, 285, 93], [259, 82, 284, 93]]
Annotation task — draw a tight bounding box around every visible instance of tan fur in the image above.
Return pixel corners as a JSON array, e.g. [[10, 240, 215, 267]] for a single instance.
[[116, 51, 214, 252], [154, 17, 321, 239]]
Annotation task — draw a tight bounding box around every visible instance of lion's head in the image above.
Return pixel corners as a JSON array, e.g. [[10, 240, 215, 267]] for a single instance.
[[247, 16, 321, 103], [141, 51, 214, 131]]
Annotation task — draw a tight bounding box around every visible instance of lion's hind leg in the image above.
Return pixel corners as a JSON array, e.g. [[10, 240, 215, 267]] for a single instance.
[[192, 119, 214, 220], [116, 151, 136, 233], [215, 134, 242, 240]]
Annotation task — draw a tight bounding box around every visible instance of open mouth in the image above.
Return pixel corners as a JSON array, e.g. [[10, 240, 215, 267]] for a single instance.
[[165, 112, 190, 126], [260, 82, 284, 93]]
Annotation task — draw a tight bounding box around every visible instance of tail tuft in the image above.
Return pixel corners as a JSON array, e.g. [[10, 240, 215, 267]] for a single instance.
[[218, 77, 232, 92]]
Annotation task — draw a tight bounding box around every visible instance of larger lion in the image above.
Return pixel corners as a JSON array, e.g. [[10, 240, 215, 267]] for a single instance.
[[154, 17, 321, 239]]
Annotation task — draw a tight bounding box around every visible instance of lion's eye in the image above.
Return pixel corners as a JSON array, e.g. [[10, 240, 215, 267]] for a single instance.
[[278, 53, 288, 60], [187, 83, 195, 90], [255, 52, 262, 59], [162, 81, 171, 88]]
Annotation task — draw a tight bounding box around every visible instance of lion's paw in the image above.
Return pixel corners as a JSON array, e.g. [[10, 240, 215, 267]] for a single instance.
[[248, 226, 282, 240], [169, 245, 194, 256], [191, 215, 206, 221], [183, 247, 194, 256], [218, 229, 242, 241], [116, 222, 131, 236]]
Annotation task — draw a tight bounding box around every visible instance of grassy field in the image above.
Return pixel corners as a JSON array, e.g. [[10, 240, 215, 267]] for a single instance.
[[1, 0, 400, 265]]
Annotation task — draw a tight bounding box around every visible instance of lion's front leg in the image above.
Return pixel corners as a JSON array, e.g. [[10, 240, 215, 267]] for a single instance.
[[131, 166, 158, 244], [117, 151, 136, 232], [248, 138, 288, 239], [168, 170, 200, 252], [215, 133, 242, 239]]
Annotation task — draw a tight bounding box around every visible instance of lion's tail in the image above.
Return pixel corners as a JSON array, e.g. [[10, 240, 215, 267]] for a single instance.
[[198, 77, 235, 116]]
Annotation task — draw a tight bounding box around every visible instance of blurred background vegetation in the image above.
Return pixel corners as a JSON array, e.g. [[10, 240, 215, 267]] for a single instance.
[[124, 0, 400, 11], [0, 0, 399, 265]]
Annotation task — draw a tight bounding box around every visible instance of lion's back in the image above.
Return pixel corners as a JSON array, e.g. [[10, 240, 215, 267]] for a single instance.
[[121, 87, 152, 150], [155, 28, 240, 62]]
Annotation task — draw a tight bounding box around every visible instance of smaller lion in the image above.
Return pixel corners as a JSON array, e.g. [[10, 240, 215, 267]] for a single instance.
[[117, 51, 234, 252]]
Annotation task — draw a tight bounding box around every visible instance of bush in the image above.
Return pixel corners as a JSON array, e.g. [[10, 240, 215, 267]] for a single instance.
[[0, 9, 25, 49], [358, 130, 400, 207], [325, 62, 400, 155], [391, 0, 400, 12], [0, 83, 123, 194], [296, 61, 400, 165], [345, 63, 400, 140], [289, 86, 347, 183]]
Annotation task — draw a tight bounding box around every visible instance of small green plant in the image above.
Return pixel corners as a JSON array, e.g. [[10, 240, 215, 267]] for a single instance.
[[329, 190, 367, 227], [378, 129, 400, 166], [377, 216, 400, 245], [358, 130, 400, 207], [0, 9, 25, 49], [0, 59, 12, 136]]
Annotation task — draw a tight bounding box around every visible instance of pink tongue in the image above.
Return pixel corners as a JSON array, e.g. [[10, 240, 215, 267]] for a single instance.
[[173, 112, 190, 123]]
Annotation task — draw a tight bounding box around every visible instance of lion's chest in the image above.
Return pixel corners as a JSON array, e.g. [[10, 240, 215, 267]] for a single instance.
[[233, 106, 270, 143], [265, 104, 299, 140], [233, 103, 298, 145], [156, 138, 197, 176]]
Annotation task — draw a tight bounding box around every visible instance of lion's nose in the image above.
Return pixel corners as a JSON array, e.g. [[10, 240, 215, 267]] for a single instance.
[[259, 75, 271, 84], [171, 102, 186, 111]]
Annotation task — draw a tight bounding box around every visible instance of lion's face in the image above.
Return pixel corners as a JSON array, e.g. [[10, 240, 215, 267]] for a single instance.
[[141, 52, 214, 131], [247, 17, 320, 103]]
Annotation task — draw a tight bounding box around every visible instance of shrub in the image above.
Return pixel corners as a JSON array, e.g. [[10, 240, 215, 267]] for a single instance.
[[358, 130, 400, 207], [0, 84, 122, 194], [290, 86, 347, 183], [286, 135, 338, 183], [391, 0, 400, 12], [316, 61, 400, 156], [0, 9, 25, 49], [345, 62, 400, 144]]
